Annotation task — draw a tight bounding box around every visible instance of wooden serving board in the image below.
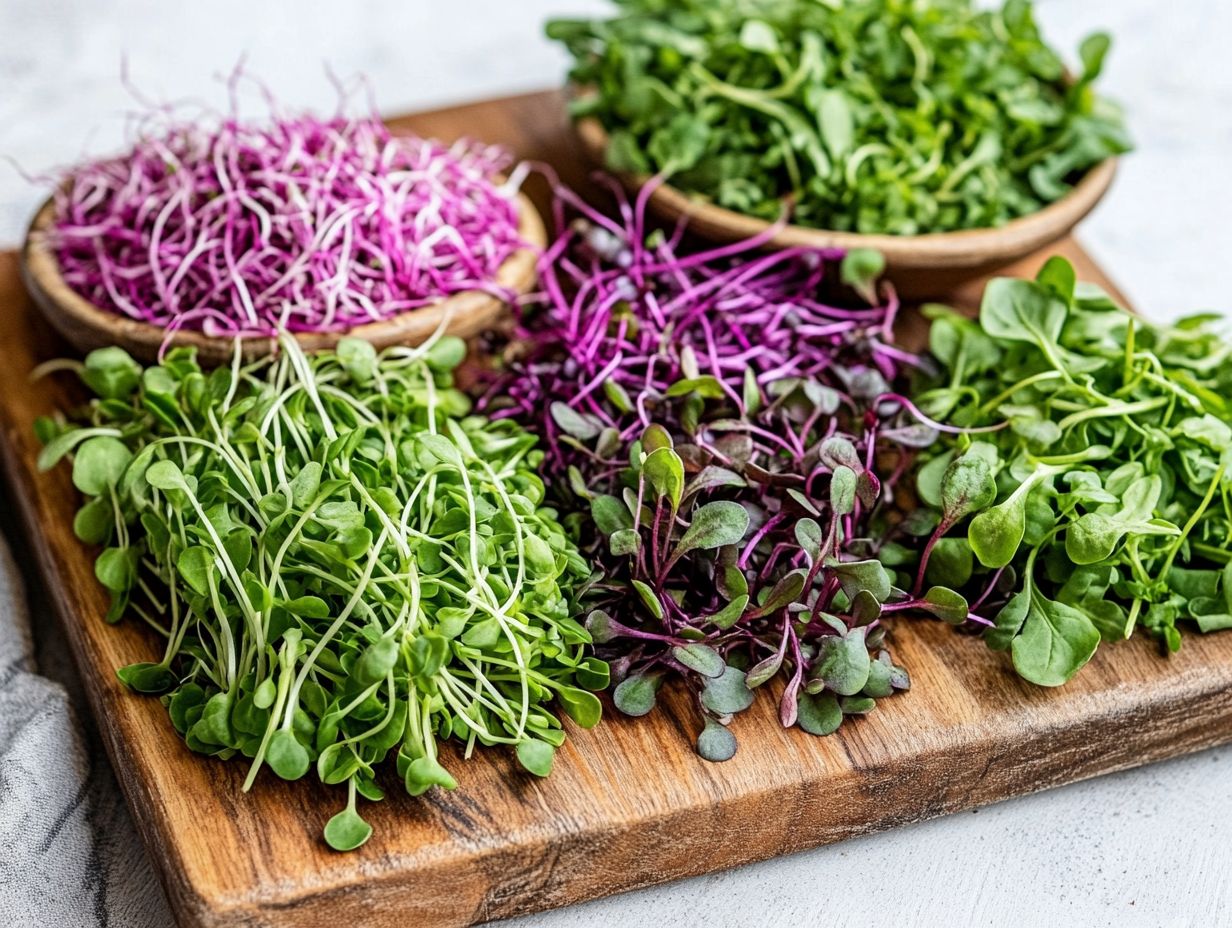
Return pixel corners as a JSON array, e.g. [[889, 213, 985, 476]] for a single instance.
[[3, 90, 1231, 928]]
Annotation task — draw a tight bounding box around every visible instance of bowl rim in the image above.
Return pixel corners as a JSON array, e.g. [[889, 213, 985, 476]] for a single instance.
[[21, 189, 545, 364], [573, 114, 1117, 270]]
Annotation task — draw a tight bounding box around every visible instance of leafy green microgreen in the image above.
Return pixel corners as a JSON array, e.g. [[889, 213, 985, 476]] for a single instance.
[[812, 628, 872, 696], [549, 0, 1129, 235], [115, 661, 175, 694], [44, 336, 604, 850], [1011, 594, 1101, 686], [670, 501, 750, 561], [643, 446, 685, 512], [918, 587, 970, 625], [700, 666, 755, 716], [898, 258, 1232, 685], [71, 436, 132, 495], [516, 739, 556, 778], [323, 784, 372, 852]]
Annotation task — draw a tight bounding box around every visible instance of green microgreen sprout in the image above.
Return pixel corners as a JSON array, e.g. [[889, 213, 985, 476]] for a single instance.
[[38, 332, 606, 849]]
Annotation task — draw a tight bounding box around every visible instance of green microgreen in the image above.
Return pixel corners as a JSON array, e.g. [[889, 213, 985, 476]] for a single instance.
[[889, 259, 1232, 684], [38, 334, 605, 848], [548, 0, 1130, 234]]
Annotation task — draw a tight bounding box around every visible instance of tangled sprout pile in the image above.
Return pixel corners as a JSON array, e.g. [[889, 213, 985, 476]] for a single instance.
[[50, 91, 522, 337], [483, 183, 954, 757]]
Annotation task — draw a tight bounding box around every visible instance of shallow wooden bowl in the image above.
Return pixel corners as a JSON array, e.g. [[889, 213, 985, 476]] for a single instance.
[[574, 116, 1116, 298], [21, 191, 545, 365]]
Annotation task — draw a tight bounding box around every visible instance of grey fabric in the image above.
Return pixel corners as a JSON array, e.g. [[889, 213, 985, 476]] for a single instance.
[[0, 527, 172, 927]]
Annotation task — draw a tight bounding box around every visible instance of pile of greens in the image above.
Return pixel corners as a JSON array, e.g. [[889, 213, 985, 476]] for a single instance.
[[483, 185, 920, 759], [38, 335, 604, 849], [548, 0, 1130, 234], [888, 258, 1232, 685]]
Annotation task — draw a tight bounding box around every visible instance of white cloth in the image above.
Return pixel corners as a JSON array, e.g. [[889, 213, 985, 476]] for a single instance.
[[0, 528, 172, 927]]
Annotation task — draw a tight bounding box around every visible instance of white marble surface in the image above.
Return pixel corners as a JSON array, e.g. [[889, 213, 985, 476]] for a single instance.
[[2, 1, 1231, 926]]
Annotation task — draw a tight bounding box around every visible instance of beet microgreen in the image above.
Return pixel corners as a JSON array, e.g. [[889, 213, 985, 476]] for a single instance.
[[481, 182, 922, 757], [48, 76, 522, 337], [38, 332, 603, 849], [892, 258, 1232, 684]]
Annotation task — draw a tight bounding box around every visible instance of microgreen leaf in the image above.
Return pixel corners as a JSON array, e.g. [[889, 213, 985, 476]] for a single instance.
[[919, 586, 969, 625], [830, 466, 857, 516], [672, 643, 726, 678], [323, 806, 372, 852], [796, 692, 842, 736], [840, 249, 884, 304], [404, 757, 458, 797], [116, 662, 175, 694], [82, 347, 142, 400], [795, 518, 823, 564], [978, 277, 1068, 361], [940, 453, 996, 523], [643, 446, 685, 510], [558, 687, 603, 728], [95, 547, 136, 593], [613, 672, 662, 717], [609, 528, 641, 557], [591, 494, 634, 536], [665, 376, 725, 399], [551, 402, 602, 440], [696, 718, 738, 761], [813, 628, 872, 696], [337, 337, 377, 384], [748, 568, 807, 618], [969, 494, 1028, 569], [631, 579, 665, 619], [1011, 595, 1101, 686], [700, 666, 755, 715], [266, 730, 311, 780], [830, 559, 891, 603], [71, 436, 133, 496], [706, 595, 749, 630], [73, 497, 114, 545], [672, 501, 750, 557], [144, 459, 189, 493], [516, 739, 556, 777]]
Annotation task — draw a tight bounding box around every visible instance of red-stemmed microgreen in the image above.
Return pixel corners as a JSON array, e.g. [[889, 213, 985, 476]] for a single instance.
[[45, 74, 523, 338], [480, 180, 925, 758]]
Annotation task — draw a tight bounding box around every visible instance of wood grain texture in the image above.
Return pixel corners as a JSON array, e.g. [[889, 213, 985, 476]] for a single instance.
[[1, 90, 1229, 928]]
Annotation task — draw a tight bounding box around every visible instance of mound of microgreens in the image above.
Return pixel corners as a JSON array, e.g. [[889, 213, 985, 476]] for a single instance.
[[49, 82, 522, 336], [548, 0, 1130, 235], [37, 334, 604, 850], [888, 258, 1232, 685], [481, 185, 928, 759]]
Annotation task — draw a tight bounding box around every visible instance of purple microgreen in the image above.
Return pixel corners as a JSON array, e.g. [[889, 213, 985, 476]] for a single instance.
[[47, 73, 521, 339], [481, 178, 930, 757]]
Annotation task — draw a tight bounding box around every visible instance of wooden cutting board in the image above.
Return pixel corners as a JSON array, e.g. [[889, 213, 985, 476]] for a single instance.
[[3, 90, 1231, 928]]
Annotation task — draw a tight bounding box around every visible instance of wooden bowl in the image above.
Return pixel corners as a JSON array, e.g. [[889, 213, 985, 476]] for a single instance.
[[21, 191, 545, 365], [574, 116, 1116, 298]]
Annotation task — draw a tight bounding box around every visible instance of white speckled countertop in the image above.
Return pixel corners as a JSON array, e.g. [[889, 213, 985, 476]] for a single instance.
[[1, 1, 1230, 926]]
